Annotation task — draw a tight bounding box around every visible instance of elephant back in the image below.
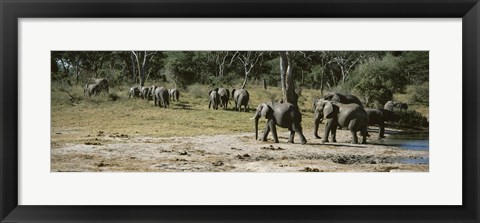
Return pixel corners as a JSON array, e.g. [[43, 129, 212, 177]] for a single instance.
[[337, 103, 367, 127], [268, 102, 299, 128]]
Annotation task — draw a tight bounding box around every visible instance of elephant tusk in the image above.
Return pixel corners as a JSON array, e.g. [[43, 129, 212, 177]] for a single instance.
[[250, 116, 256, 120]]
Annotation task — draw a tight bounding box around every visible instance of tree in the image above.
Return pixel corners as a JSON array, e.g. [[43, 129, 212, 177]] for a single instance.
[[231, 51, 264, 89], [131, 51, 157, 86], [279, 51, 297, 106]]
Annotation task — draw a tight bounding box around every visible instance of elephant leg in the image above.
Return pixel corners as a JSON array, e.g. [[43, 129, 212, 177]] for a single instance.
[[208, 101, 211, 109], [379, 122, 385, 139], [292, 122, 307, 144], [348, 121, 359, 144], [313, 115, 322, 139], [322, 120, 332, 143], [262, 123, 270, 141], [288, 130, 295, 143], [361, 124, 368, 144], [331, 123, 337, 143], [269, 120, 279, 143]]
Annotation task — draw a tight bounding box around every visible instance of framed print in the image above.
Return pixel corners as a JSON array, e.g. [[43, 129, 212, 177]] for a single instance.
[[1, 0, 479, 222]]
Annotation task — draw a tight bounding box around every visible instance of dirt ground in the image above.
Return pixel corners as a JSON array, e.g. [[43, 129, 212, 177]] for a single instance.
[[51, 127, 429, 172]]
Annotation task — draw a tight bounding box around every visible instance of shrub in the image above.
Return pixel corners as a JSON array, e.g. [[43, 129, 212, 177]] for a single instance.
[[187, 84, 208, 98], [396, 110, 429, 128], [406, 82, 429, 104]]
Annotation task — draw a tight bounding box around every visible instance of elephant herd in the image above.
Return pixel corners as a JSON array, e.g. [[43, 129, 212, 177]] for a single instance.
[[256, 92, 407, 145], [208, 87, 250, 112], [128, 85, 180, 108], [85, 79, 408, 145]]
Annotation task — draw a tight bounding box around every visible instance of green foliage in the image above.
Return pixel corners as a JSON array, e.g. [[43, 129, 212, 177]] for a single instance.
[[186, 84, 208, 98], [405, 82, 429, 104], [396, 110, 429, 128], [353, 54, 406, 106]]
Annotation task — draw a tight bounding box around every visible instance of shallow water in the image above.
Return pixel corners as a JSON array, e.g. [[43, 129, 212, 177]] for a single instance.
[[369, 130, 429, 164]]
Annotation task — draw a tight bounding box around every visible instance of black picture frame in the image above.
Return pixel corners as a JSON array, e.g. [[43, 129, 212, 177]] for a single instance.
[[1, 0, 479, 222]]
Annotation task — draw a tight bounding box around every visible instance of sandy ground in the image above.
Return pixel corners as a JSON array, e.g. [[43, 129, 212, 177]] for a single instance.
[[51, 128, 429, 172]]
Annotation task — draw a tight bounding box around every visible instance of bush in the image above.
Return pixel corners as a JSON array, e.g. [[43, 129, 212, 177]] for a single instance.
[[396, 110, 429, 128], [406, 82, 429, 104], [187, 84, 208, 98]]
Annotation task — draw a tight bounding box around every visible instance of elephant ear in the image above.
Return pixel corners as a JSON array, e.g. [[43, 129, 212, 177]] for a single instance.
[[323, 101, 335, 119], [260, 103, 271, 118]]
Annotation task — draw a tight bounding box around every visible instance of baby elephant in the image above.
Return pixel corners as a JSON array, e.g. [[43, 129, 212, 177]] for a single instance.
[[251, 102, 307, 144]]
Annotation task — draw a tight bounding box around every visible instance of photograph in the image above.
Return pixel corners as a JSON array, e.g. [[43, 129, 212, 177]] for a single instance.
[[51, 51, 429, 172]]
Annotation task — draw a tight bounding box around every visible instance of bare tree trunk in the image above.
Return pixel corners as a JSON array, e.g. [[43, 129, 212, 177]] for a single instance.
[[130, 52, 137, 85], [241, 65, 249, 89], [140, 51, 147, 87], [263, 78, 267, 90], [280, 52, 288, 101], [279, 51, 297, 106], [285, 54, 296, 106]]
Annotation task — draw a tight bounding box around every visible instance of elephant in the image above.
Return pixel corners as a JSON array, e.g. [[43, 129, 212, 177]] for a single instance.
[[365, 108, 399, 139], [92, 78, 109, 94], [169, 88, 180, 102], [153, 87, 169, 108], [84, 84, 99, 97], [323, 93, 363, 107], [384, 101, 408, 111], [251, 102, 307, 144], [128, 86, 141, 99], [208, 88, 220, 110], [232, 88, 250, 112], [84, 78, 109, 97], [141, 86, 150, 100], [217, 87, 230, 110], [313, 99, 368, 144]]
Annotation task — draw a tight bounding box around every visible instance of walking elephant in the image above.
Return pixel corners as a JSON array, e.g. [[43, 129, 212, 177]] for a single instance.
[[313, 99, 368, 144], [128, 86, 141, 99], [84, 78, 109, 97], [84, 84, 99, 97], [218, 87, 230, 110], [208, 88, 220, 110], [323, 93, 363, 107], [169, 88, 180, 102], [251, 102, 307, 144], [232, 88, 249, 112], [365, 108, 399, 139], [153, 87, 169, 108]]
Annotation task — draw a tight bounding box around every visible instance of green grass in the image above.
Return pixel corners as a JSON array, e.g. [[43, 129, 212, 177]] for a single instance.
[[51, 84, 429, 145]]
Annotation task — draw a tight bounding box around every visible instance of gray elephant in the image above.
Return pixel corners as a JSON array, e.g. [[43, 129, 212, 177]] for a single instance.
[[169, 89, 180, 102], [232, 88, 249, 112], [84, 84, 99, 97], [92, 78, 109, 94], [128, 86, 141, 99], [208, 88, 220, 110], [217, 88, 230, 110], [365, 108, 399, 139], [313, 99, 368, 144], [251, 102, 307, 144], [323, 93, 363, 107], [384, 100, 408, 111], [153, 87, 169, 108], [84, 78, 109, 97], [141, 86, 150, 100]]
